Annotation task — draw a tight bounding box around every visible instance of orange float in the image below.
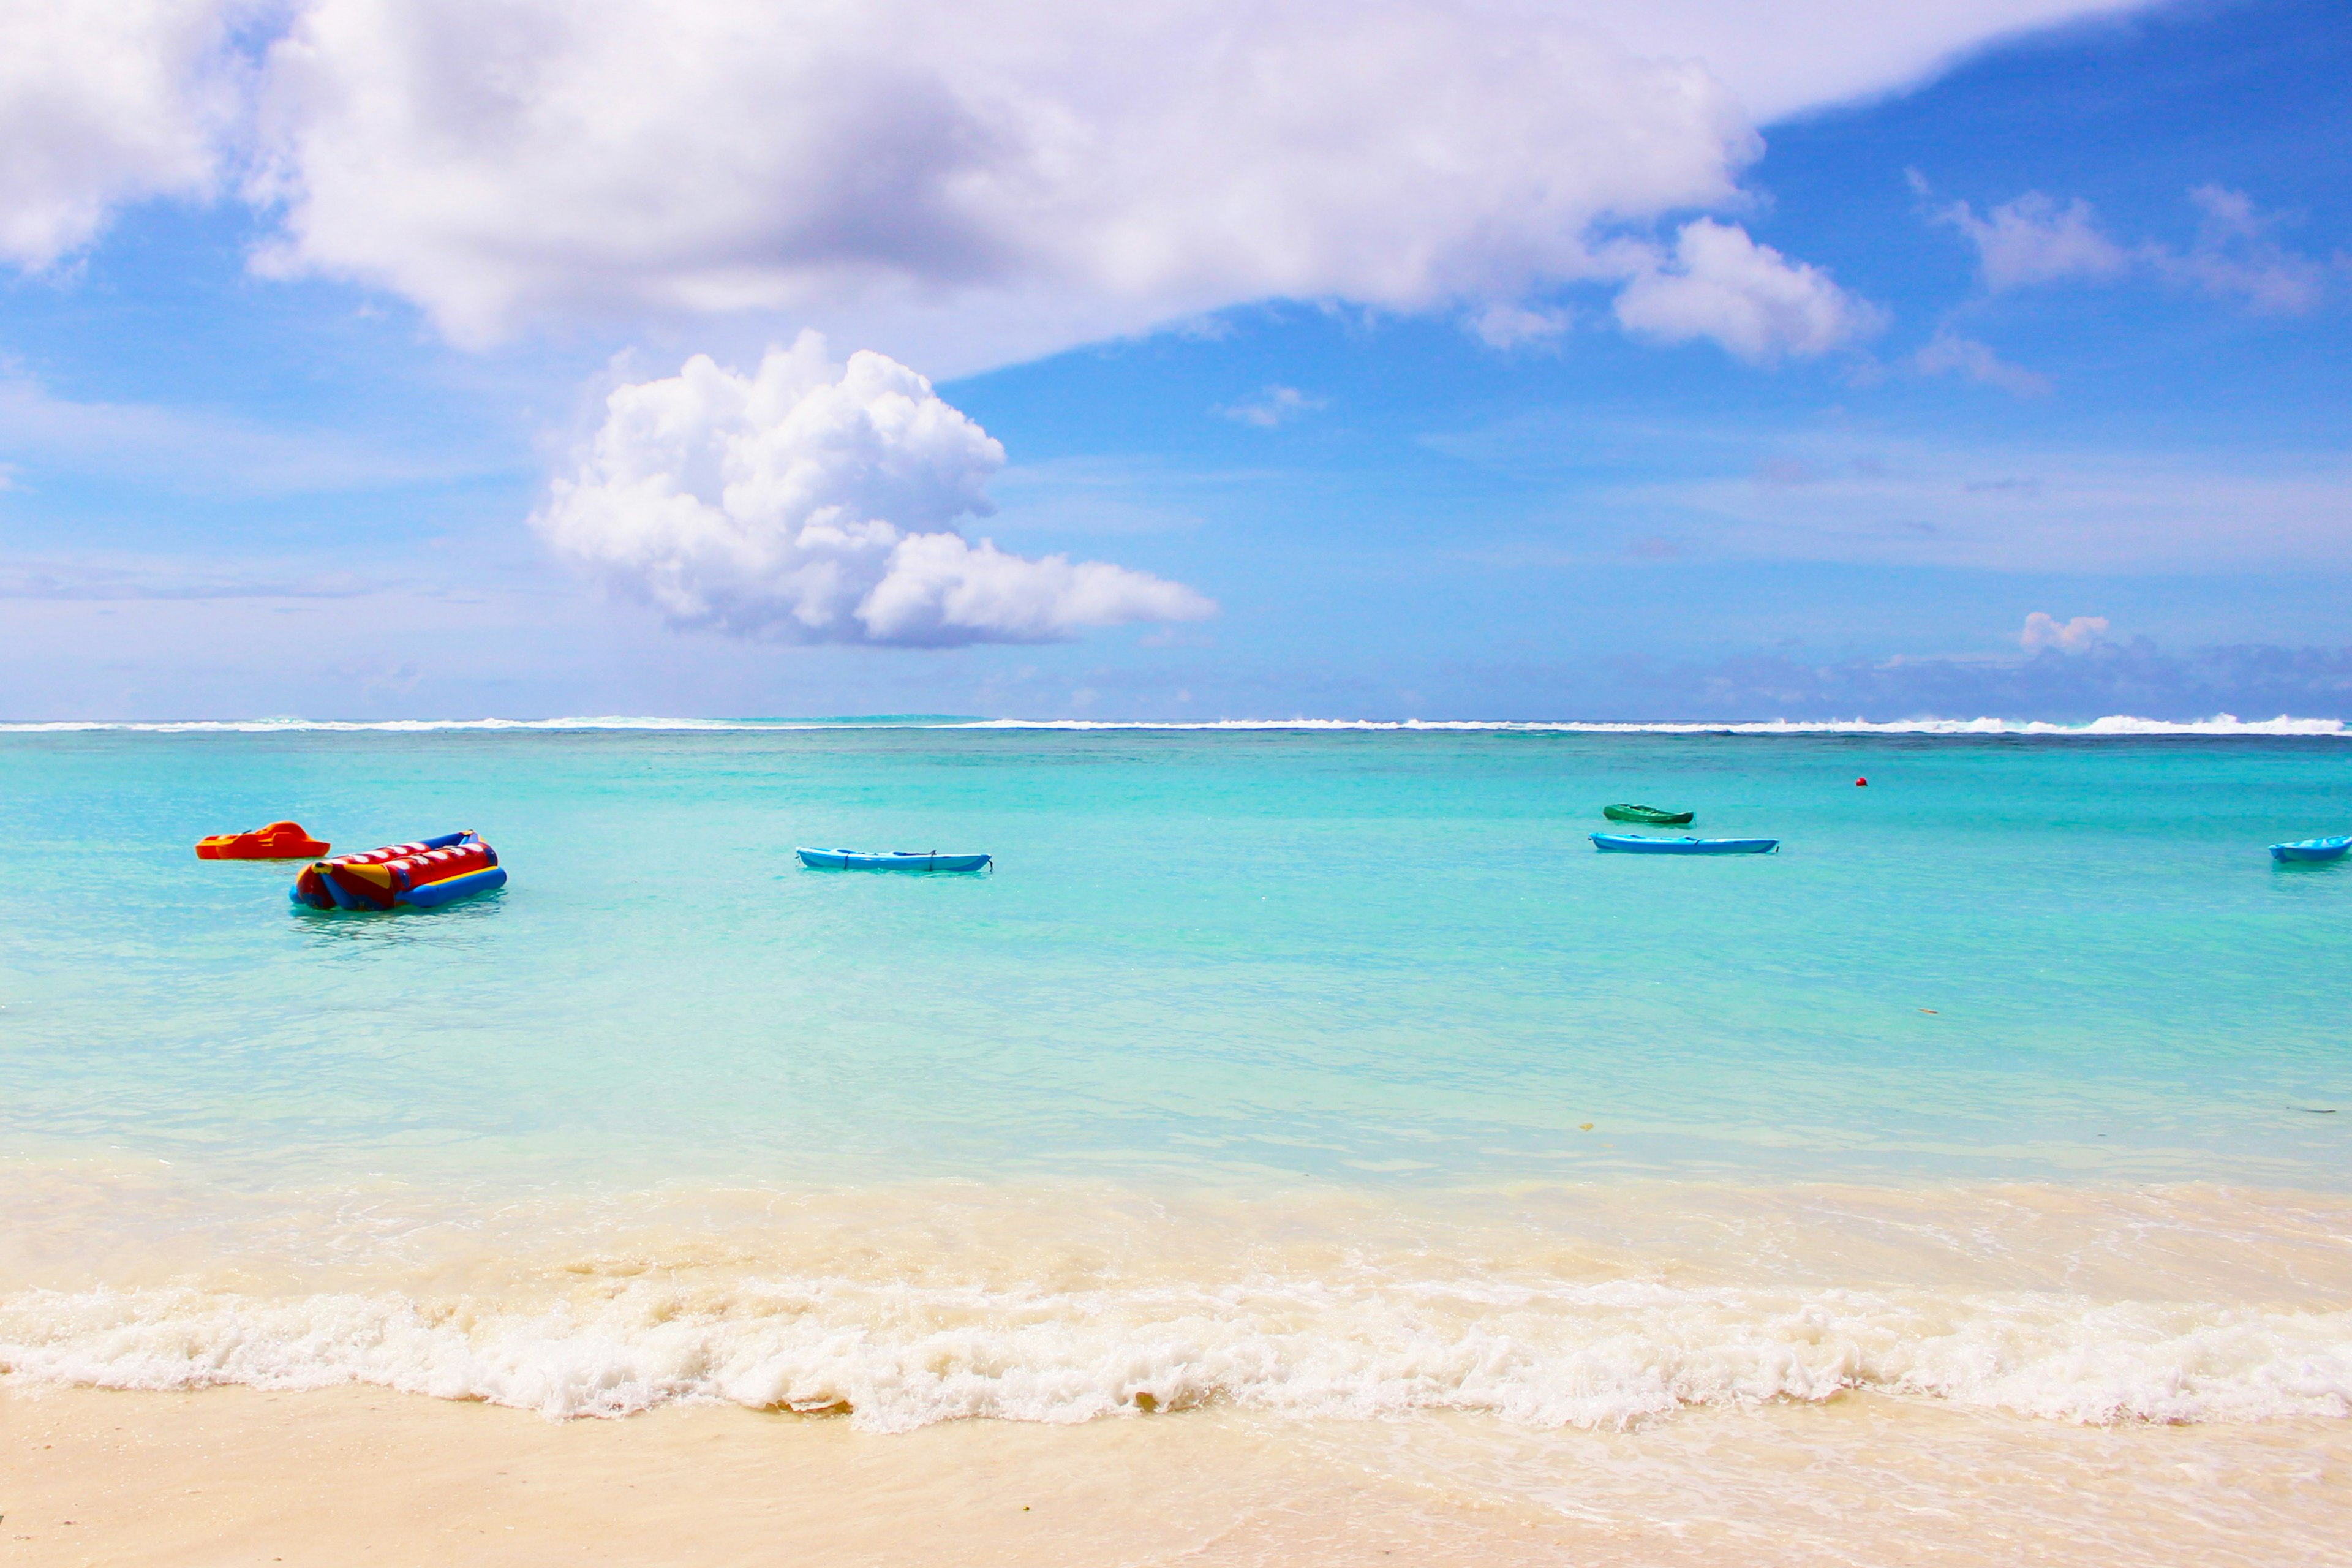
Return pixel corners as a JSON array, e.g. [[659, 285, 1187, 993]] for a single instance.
[[195, 821, 331, 860]]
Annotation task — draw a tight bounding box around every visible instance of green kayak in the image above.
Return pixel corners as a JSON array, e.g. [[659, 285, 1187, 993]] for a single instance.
[[1603, 803, 1695, 826]]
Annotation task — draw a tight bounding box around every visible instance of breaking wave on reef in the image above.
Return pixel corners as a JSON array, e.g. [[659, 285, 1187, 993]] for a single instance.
[[0, 714, 2342, 736]]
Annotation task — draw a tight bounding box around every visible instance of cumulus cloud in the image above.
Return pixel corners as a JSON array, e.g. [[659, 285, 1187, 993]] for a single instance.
[[247, 0, 1763, 361], [1914, 329, 2050, 396], [7, 1, 2159, 369], [2020, 611, 2109, 653], [1613, 219, 1883, 361], [1933, 192, 2130, 290], [0, 0, 238, 268], [535, 334, 1213, 646]]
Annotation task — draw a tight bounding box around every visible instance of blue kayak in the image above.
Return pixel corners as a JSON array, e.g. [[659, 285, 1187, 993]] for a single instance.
[[1591, 832, 1778, 855], [797, 847, 992, 872], [2271, 835, 2350, 864]]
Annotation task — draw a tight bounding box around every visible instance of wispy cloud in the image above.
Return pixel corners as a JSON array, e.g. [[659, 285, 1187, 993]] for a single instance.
[[990, 455, 1222, 538], [1927, 183, 2333, 314], [1646, 445, 2352, 571], [2154, 184, 2330, 314], [1929, 190, 2130, 290], [0, 555, 392, 601], [1468, 303, 1572, 351], [1913, 328, 2050, 396], [1213, 385, 1328, 429], [0, 371, 506, 495], [1425, 414, 2352, 574]]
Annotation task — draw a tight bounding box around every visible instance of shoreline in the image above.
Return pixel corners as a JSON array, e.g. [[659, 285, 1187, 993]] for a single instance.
[[7, 1383, 2348, 1566], [6, 1177, 2348, 1432]]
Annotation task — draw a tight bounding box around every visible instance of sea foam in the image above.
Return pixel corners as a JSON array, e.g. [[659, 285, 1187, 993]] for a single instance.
[[6, 1272, 2346, 1431]]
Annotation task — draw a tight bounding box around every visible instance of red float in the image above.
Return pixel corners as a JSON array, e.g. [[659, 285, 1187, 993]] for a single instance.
[[195, 821, 331, 860]]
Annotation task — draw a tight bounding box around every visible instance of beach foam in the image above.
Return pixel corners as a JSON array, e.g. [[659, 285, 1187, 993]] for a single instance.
[[6, 1179, 2348, 1432], [6, 1273, 2349, 1431]]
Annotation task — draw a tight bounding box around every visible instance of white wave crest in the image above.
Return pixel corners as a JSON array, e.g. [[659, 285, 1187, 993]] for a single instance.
[[0, 713, 2342, 737], [960, 714, 2349, 736], [5, 1275, 2345, 1431], [0, 716, 803, 734]]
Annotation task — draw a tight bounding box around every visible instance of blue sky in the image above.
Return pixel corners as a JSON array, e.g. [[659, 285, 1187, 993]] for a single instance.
[[1, 0, 2345, 721]]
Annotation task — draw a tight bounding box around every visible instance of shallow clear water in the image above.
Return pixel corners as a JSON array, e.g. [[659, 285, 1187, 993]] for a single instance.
[[2, 725, 2345, 1193], [1, 723, 2348, 1433]]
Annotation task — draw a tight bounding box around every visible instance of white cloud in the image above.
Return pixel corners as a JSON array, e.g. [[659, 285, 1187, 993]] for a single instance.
[[232, 1, 2156, 370], [5, 1, 2163, 370], [1469, 303, 1574, 350], [1934, 192, 2130, 290], [0, 0, 239, 268], [1213, 386, 1327, 429], [2155, 185, 2328, 314], [249, 0, 1762, 364], [534, 334, 1213, 646], [1914, 329, 2050, 396], [1612, 219, 1882, 361], [1932, 184, 2329, 314], [1583, 1, 2154, 124], [2019, 611, 2108, 653]]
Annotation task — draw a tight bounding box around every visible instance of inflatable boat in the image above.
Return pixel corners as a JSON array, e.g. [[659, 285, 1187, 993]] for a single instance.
[[797, 847, 992, 873], [197, 821, 330, 859], [291, 831, 507, 911], [1590, 832, 1778, 855]]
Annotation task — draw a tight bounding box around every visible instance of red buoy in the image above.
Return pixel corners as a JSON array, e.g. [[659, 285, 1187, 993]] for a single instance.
[[1855, 777, 1868, 787]]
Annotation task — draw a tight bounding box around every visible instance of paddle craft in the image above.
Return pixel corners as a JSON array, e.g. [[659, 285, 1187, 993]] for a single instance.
[[196, 821, 330, 859], [797, 847, 992, 872], [290, 831, 507, 911], [2271, 835, 2350, 864], [1602, 804, 1695, 826], [1590, 832, 1778, 855]]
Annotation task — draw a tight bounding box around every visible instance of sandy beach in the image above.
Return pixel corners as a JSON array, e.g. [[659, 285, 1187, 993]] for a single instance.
[[9, 1383, 2350, 1567]]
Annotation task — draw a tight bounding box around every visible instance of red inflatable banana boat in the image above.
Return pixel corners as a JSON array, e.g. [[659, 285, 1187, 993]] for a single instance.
[[290, 831, 507, 911], [196, 821, 331, 859]]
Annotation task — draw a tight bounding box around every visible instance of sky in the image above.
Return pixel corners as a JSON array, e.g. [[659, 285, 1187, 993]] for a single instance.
[[0, 0, 2345, 722]]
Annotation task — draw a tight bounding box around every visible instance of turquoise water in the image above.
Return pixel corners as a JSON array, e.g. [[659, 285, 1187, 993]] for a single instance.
[[4, 721, 2351, 1432], [3, 723, 2346, 1196]]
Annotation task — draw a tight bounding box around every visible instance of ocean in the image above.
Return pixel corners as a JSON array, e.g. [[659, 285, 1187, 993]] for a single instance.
[[2, 719, 2348, 1548]]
